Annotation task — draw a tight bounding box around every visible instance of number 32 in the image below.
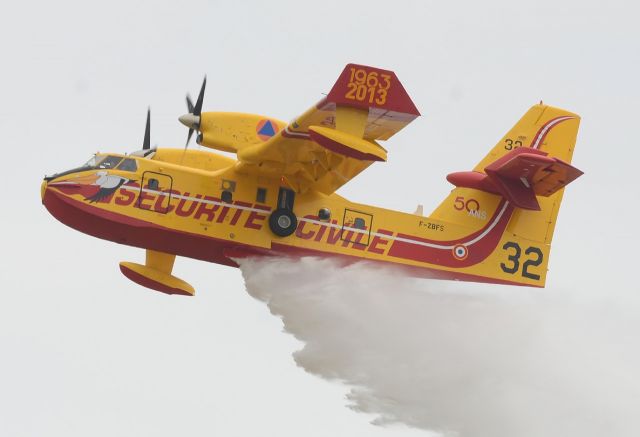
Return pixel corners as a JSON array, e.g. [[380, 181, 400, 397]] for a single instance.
[[500, 242, 543, 280]]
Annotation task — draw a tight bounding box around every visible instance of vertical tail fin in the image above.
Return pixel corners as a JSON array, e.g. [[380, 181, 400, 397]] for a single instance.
[[430, 103, 582, 286], [473, 104, 580, 172]]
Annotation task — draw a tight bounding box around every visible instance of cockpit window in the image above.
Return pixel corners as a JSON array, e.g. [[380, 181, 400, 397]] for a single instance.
[[97, 155, 123, 169], [117, 158, 137, 172]]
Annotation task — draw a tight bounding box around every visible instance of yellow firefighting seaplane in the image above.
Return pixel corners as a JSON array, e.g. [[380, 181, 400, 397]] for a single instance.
[[41, 64, 583, 296]]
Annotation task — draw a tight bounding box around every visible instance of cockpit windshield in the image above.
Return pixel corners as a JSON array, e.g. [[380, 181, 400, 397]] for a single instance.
[[117, 158, 137, 172], [97, 155, 123, 169], [46, 154, 134, 182], [82, 155, 137, 172]]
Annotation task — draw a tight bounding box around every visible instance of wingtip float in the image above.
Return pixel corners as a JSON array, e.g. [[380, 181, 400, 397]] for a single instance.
[[42, 63, 583, 295]]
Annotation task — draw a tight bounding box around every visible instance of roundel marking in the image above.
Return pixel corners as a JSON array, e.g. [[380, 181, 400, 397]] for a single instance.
[[452, 244, 468, 260], [256, 119, 279, 142]]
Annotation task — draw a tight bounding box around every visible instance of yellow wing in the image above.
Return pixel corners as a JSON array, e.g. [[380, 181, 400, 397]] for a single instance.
[[199, 64, 420, 194]]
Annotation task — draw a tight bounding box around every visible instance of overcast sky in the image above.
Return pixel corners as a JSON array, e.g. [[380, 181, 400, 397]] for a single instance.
[[2, 1, 639, 436]]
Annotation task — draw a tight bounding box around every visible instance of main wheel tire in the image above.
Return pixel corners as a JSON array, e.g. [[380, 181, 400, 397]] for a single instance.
[[269, 208, 298, 237]]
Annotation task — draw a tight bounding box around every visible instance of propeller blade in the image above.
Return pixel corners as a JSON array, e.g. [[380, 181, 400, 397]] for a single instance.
[[194, 76, 206, 116], [186, 94, 194, 113], [181, 75, 206, 156], [185, 128, 194, 149], [143, 107, 151, 150]]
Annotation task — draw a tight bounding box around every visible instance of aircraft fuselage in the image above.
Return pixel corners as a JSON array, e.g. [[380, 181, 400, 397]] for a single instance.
[[42, 148, 532, 288]]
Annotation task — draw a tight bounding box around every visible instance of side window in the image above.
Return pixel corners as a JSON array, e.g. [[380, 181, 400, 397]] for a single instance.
[[148, 178, 159, 190], [221, 191, 233, 203], [256, 188, 267, 203], [98, 156, 123, 169], [117, 158, 137, 172]]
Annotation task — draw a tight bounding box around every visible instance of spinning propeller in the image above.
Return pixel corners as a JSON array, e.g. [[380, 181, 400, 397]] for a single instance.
[[178, 76, 207, 150]]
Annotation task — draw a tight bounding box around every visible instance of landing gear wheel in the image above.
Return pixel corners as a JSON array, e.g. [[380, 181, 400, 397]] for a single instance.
[[269, 208, 298, 237]]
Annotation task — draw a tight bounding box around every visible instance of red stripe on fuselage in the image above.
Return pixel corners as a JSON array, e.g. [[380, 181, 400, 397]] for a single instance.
[[388, 202, 514, 267]]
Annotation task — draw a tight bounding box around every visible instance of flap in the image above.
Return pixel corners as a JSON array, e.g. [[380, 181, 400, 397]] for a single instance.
[[309, 125, 387, 162]]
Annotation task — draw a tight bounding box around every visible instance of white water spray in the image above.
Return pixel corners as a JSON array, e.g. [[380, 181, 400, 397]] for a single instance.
[[239, 256, 640, 437]]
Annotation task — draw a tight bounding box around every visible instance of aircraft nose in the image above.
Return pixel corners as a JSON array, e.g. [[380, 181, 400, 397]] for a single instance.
[[178, 113, 200, 129]]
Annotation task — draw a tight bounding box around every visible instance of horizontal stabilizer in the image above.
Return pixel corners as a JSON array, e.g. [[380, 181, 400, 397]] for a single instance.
[[447, 148, 583, 210]]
